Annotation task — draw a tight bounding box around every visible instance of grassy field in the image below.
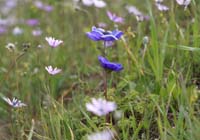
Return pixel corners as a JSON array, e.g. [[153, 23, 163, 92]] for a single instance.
[[0, 0, 200, 140]]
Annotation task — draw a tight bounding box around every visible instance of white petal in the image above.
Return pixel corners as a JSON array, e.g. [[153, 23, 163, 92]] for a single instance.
[[94, 0, 106, 8], [82, 0, 93, 6]]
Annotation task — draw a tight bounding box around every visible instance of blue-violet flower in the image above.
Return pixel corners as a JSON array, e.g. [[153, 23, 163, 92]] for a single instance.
[[86, 26, 123, 42], [98, 56, 123, 72]]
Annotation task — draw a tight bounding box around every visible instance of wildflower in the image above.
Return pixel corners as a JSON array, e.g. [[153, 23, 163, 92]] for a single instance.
[[104, 41, 114, 47], [32, 28, 42, 36], [45, 37, 63, 48], [98, 56, 123, 72], [107, 11, 124, 24], [26, 19, 39, 26], [12, 26, 23, 35], [87, 129, 114, 140], [34, 1, 43, 8], [82, 0, 106, 8], [43, 5, 53, 12], [5, 43, 16, 52], [2, 97, 26, 108], [86, 26, 123, 42], [176, 0, 191, 8], [155, 3, 169, 11], [45, 65, 62, 75], [0, 26, 7, 35], [0, 19, 8, 26], [98, 22, 107, 28], [34, 1, 53, 12], [5, 0, 17, 8], [143, 36, 149, 45], [86, 98, 117, 116], [126, 5, 149, 21], [93, 0, 106, 8]]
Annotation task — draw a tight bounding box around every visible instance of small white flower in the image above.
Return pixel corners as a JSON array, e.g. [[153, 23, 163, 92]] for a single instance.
[[45, 37, 63, 48], [12, 27, 23, 35], [45, 65, 62, 75], [2, 97, 26, 108], [32, 28, 42, 36], [87, 130, 114, 140], [5, 43, 16, 52], [86, 98, 117, 116], [82, 0, 106, 8]]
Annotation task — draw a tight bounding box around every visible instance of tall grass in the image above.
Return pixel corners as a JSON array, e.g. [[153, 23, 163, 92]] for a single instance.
[[0, 0, 200, 140]]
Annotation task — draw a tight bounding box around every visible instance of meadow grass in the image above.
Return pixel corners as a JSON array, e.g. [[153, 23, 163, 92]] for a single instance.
[[0, 0, 200, 140]]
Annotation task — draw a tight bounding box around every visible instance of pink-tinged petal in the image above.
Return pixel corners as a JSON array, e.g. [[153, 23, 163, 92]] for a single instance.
[[107, 11, 113, 20], [87, 130, 114, 140], [155, 3, 169, 11], [82, 0, 93, 6], [45, 37, 63, 48], [86, 98, 117, 116], [45, 66, 62, 75], [93, 0, 106, 8]]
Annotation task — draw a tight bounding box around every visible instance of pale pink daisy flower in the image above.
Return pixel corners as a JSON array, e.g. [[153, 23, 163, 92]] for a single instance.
[[176, 0, 191, 6], [176, 0, 191, 9], [2, 97, 26, 108], [107, 11, 124, 24], [87, 129, 114, 140], [155, 3, 169, 11], [86, 98, 117, 116], [126, 5, 149, 21], [45, 37, 63, 48], [45, 66, 62, 75]]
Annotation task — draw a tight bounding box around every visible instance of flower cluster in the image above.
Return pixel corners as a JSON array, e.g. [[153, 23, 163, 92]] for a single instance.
[[45, 37, 63, 75], [85, 23, 123, 139], [34, 1, 53, 12], [86, 26, 123, 72]]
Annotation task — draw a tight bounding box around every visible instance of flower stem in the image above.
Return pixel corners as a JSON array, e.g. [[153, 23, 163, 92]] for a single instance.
[[103, 42, 110, 123], [103, 69, 108, 100]]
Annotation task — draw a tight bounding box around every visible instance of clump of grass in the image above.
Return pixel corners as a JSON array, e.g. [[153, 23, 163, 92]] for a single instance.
[[0, 0, 200, 140]]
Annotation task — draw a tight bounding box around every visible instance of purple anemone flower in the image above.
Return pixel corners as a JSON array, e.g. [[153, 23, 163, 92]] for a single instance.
[[26, 19, 39, 26], [0, 26, 7, 35], [86, 26, 123, 42], [43, 5, 53, 12], [98, 56, 123, 72]]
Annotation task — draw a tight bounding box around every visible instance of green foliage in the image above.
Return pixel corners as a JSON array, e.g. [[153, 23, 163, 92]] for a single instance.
[[0, 0, 200, 140]]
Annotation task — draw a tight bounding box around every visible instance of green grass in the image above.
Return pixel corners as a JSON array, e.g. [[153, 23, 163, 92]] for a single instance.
[[0, 0, 200, 140]]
